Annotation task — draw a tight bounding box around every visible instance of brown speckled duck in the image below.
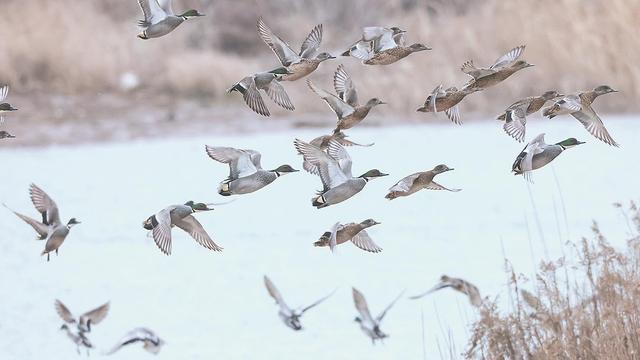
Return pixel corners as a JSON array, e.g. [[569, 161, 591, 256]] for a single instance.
[[543, 85, 619, 146], [461, 45, 533, 92], [307, 65, 384, 134], [341, 26, 405, 57], [385, 164, 461, 200], [342, 27, 430, 65], [257, 17, 334, 81], [314, 219, 382, 253], [410, 275, 482, 307], [417, 84, 475, 125], [497, 90, 563, 142], [363, 43, 431, 65]]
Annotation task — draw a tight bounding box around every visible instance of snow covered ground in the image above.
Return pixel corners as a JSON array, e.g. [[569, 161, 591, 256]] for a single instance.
[[0, 117, 637, 359]]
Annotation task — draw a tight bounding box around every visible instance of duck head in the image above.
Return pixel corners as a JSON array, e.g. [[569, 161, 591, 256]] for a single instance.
[[179, 9, 204, 20], [512, 60, 534, 70], [416, 102, 429, 112], [314, 231, 332, 247], [271, 164, 298, 176], [288, 315, 303, 331], [432, 164, 453, 173], [365, 98, 386, 108], [354, 316, 362, 323], [60, 324, 69, 331], [373, 325, 388, 338], [185, 201, 213, 212], [541, 90, 563, 100], [389, 27, 406, 35], [360, 219, 381, 227], [143, 215, 156, 230], [0, 103, 17, 111], [67, 218, 81, 227], [0, 131, 15, 139], [359, 169, 388, 180], [137, 31, 149, 40], [315, 52, 335, 62], [594, 85, 617, 95], [409, 43, 432, 52], [555, 138, 585, 149]]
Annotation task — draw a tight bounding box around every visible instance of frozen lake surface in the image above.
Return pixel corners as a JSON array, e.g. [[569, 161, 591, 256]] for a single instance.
[[0, 117, 637, 359]]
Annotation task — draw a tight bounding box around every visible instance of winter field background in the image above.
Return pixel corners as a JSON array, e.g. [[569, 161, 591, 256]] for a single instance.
[[1, 117, 637, 359]]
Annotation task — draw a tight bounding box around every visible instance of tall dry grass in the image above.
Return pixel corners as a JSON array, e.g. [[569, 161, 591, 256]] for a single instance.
[[465, 201, 640, 359], [0, 0, 637, 114]]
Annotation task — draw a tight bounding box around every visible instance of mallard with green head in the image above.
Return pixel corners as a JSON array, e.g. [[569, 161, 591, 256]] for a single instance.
[[512, 133, 585, 181], [136, 0, 203, 39]]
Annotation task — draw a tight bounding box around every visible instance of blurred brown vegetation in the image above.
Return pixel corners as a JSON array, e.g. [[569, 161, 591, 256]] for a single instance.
[[0, 0, 637, 115], [465, 201, 640, 359]]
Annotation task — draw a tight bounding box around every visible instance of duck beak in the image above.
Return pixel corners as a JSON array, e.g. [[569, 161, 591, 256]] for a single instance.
[[379, 173, 389, 177], [447, 168, 455, 171], [373, 221, 382, 225], [416, 106, 426, 112], [577, 141, 586, 145], [526, 63, 535, 68], [137, 33, 147, 40]]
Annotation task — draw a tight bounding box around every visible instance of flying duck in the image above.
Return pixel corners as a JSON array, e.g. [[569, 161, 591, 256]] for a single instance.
[[461, 45, 534, 92], [352, 287, 404, 344], [497, 90, 563, 142], [385, 164, 461, 200], [106, 327, 165, 355], [257, 17, 334, 81], [263, 275, 335, 331], [307, 65, 385, 134], [205, 145, 298, 196], [55, 299, 110, 334], [542, 85, 619, 146], [143, 201, 223, 255], [511, 133, 585, 181], [294, 139, 387, 208], [409, 275, 482, 307], [227, 67, 295, 117], [136, 0, 203, 39], [4, 184, 80, 261]]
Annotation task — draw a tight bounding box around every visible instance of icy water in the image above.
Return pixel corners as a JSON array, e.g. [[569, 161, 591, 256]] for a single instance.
[[0, 118, 637, 359]]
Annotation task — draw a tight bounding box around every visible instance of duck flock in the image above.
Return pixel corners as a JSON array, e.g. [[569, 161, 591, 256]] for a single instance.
[[1, 0, 623, 356]]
